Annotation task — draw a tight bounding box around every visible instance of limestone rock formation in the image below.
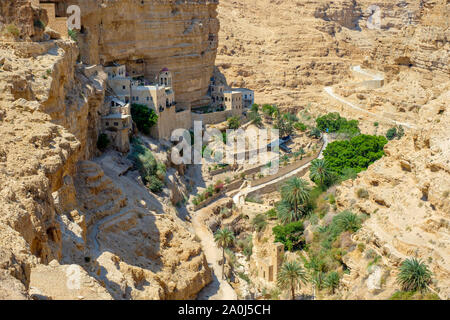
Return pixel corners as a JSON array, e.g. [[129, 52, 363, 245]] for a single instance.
[[217, 0, 449, 300], [0, 0, 48, 41], [0, 0, 217, 300], [65, 0, 220, 107], [29, 260, 113, 300]]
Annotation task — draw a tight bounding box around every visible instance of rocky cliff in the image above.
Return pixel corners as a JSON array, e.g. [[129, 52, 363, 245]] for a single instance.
[[64, 0, 220, 107], [0, 0, 216, 299], [217, 0, 449, 299], [216, 0, 448, 106]]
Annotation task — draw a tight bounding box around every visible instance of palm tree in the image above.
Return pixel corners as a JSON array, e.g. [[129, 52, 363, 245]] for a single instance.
[[280, 177, 311, 216], [276, 200, 301, 224], [311, 271, 325, 299], [214, 228, 235, 280], [335, 210, 361, 232], [277, 260, 308, 300], [309, 158, 331, 187], [324, 271, 340, 294], [397, 258, 432, 292]]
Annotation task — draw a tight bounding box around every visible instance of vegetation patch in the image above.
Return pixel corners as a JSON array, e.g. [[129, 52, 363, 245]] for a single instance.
[[294, 122, 307, 132], [68, 28, 78, 42], [389, 291, 439, 300], [251, 213, 268, 232], [272, 221, 304, 251], [128, 139, 166, 193], [227, 116, 240, 129], [397, 258, 433, 293], [316, 112, 360, 136], [5, 24, 20, 37], [386, 125, 405, 140], [261, 104, 278, 118], [323, 134, 388, 175], [192, 180, 225, 206], [131, 103, 159, 135]]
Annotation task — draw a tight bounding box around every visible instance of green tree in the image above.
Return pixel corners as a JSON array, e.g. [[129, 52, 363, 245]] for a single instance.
[[309, 127, 322, 139], [131, 104, 158, 134], [294, 148, 306, 160], [280, 177, 311, 216], [386, 127, 397, 140], [386, 126, 405, 141], [147, 175, 164, 193], [249, 109, 262, 126], [276, 200, 299, 225], [227, 116, 241, 130], [316, 112, 360, 136], [323, 134, 388, 175], [274, 112, 297, 137], [335, 211, 361, 232], [251, 104, 259, 112], [68, 28, 78, 42], [397, 258, 432, 292], [262, 104, 278, 118], [272, 221, 304, 251], [214, 228, 235, 279], [128, 140, 165, 192], [277, 260, 308, 300], [311, 271, 325, 296], [309, 159, 332, 187], [324, 271, 340, 294]]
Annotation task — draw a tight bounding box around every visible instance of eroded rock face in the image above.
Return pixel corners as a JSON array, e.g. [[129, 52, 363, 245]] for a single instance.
[[0, 0, 48, 41], [96, 213, 211, 300], [1, 0, 217, 299], [63, 0, 220, 107], [336, 90, 450, 299], [29, 260, 112, 300], [57, 159, 212, 300]]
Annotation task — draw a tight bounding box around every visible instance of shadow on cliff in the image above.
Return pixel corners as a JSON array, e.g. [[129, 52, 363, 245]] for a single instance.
[[177, 164, 207, 221], [196, 271, 221, 300], [93, 211, 165, 299]]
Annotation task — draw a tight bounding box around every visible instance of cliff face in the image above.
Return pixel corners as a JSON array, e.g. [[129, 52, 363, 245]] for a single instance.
[[217, 0, 449, 299], [67, 0, 220, 107], [216, 0, 448, 106], [0, 39, 95, 298], [0, 0, 216, 299], [0, 0, 47, 41]]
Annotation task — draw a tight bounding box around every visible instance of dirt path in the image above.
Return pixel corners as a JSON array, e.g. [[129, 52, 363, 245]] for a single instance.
[[324, 66, 416, 129], [193, 207, 238, 300]]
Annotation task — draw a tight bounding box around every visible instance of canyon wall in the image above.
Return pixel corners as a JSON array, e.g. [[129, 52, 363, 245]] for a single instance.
[[216, 0, 448, 106], [217, 0, 449, 299], [0, 0, 217, 299], [0, 0, 48, 41], [62, 0, 220, 108]]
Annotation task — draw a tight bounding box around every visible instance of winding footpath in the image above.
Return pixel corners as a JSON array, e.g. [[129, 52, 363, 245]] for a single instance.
[[193, 210, 238, 300], [324, 66, 416, 129]]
